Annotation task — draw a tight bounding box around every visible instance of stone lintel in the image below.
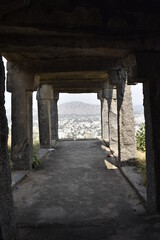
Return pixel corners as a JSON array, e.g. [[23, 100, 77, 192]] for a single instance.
[[135, 51, 160, 80], [54, 82, 105, 90], [39, 71, 108, 81], [60, 89, 99, 93]]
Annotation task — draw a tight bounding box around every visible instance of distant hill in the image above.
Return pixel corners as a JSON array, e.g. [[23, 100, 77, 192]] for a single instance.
[[58, 101, 100, 115]]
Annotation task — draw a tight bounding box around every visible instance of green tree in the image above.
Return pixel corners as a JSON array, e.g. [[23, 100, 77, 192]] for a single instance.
[[136, 123, 145, 152]]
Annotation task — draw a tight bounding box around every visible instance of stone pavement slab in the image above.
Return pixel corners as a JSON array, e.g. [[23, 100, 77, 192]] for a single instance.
[[11, 171, 29, 189], [13, 140, 160, 240]]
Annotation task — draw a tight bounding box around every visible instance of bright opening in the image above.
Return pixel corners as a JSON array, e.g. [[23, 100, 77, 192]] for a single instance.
[[131, 84, 146, 186], [58, 93, 101, 140]]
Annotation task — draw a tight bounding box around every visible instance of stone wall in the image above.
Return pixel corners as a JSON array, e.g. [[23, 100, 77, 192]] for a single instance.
[[0, 56, 15, 239]]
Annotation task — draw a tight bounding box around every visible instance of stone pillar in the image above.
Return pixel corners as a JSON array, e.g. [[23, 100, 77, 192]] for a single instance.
[[37, 85, 53, 148], [108, 88, 118, 156], [51, 91, 59, 143], [117, 83, 136, 162], [0, 56, 15, 239], [109, 66, 136, 162], [97, 91, 103, 139], [7, 62, 34, 170], [100, 98, 109, 142], [143, 79, 160, 213]]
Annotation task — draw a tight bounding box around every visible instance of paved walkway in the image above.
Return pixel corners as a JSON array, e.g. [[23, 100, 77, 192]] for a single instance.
[[13, 140, 160, 240]]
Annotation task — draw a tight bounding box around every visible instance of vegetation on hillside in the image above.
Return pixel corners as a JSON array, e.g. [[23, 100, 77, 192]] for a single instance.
[[136, 123, 146, 185], [8, 133, 40, 169], [136, 123, 145, 152]]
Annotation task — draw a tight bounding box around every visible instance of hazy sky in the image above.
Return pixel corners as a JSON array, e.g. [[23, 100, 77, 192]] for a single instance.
[[3, 57, 143, 109]]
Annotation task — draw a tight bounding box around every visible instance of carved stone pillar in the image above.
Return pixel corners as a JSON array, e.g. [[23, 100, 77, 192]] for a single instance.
[[37, 85, 53, 148], [7, 62, 34, 170], [109, 66, 136, 162], [51, 91, 59, 142], [0, 57, 15, 239], [135, 51, 160, 213], [108, 88, 118, 156], [101, 98, 109, 141], [97, 91, 103, 139], [117, 83, 136, 162]]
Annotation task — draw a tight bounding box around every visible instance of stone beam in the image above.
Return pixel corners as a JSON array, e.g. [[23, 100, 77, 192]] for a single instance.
[[1, 33, 160, 55], [59, 89, 99, 93], [40, 79, 106, 90], [3, 56, 120, 74], [39, 71, 108, 81], [0, 0, 30, 17], [135, 51, 160, 80]]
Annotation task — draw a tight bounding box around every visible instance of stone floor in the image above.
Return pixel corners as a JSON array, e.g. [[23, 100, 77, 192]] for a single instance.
[[13, 140, 160, 240]]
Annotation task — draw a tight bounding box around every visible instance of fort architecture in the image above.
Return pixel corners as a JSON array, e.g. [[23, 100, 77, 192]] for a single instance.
[[0, 1, 160, 239]]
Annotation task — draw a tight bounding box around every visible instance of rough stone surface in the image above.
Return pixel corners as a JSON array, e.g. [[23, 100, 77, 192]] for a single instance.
[[11, 171, 29, 189], [120, 166, 147, 202], [143, 80, 160, 213], [108, 89, 118, 156], [117, 83, 136, 162], [0, 56, 15, 239], [51, 98, 58, 141], [13, 140, 160, 240], [37, 87, 52, 148], [35, 149, 49, 161], [7, 62, 34, 170], [101, 98, 109, 142]]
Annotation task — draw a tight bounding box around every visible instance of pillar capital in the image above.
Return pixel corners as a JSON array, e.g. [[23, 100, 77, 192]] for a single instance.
[[108, 55, 137, 86], [122, 54, 137, 84], [108, 67, 127, 86], [37, 84, 53, 100], [135, 51, 160, 80], [7, 61, 35, 92]]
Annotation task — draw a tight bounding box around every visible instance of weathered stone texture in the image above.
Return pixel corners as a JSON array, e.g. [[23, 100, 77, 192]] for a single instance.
[[0, 56, 15, 239], [7, 63, 34, 170], [101, 98, 109, 142], [108, 89, 118, 156], [51, 91, 59, 141], [37, 86, 53, 148], [117, 84, 136, 162], [11, 91, 33, 170], [143, 80, 160, 213]]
